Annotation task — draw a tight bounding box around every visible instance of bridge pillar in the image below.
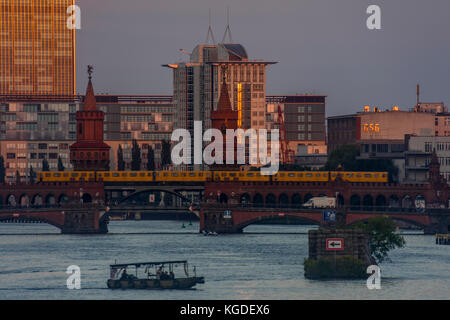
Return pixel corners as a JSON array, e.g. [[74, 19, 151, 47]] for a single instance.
[[200, 208, 241, 233], [61, 208, 108, 234]]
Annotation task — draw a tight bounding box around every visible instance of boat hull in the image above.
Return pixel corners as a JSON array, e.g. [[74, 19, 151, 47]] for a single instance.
[[107, 277, 204, 290]]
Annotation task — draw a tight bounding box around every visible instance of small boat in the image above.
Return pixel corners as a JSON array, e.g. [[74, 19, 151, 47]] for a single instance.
[[106, 260, 205, 290]]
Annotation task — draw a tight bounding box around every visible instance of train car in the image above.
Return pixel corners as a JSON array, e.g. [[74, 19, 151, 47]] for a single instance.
[[38, 171, 96, 182], [330, 171, 388, 183], [272, 171, 329, 182], [154, 171, 211, 182], [38, 170, 389, 183], [98, 171, 154, 182]]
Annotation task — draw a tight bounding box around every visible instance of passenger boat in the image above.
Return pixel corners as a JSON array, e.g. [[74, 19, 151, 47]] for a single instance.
[[106, 260, 205, 289]]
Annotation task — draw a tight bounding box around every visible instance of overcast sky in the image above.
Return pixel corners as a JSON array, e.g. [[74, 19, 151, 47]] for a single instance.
[[75, 0, 450, 116]]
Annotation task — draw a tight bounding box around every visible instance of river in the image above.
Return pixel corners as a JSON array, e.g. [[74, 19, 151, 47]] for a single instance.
[[0, 221, 449, 300]]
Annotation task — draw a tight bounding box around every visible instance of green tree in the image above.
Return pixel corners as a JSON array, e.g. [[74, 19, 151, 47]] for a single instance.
[[161, 140, 172, 168], [147, 145, 155, 171], [16, 170, 21, 184], [42, 159, 50, 172], [324, 144, 359, 171], [324, 144, 398, 181], [0, 156, 5, 183], [117, 145, 125, 171], [131, 139, 141, 171], [57, 157, 65, 171], [354, 216, 405, 263], [29, 166, 36, 183]]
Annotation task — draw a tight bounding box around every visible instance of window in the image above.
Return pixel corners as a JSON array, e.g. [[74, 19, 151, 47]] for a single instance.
[[7, 153, 15, 159]]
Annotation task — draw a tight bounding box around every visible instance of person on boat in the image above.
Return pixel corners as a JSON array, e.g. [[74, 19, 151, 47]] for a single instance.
[[170, 271, 175, 280], [120, 269, 128, 281], [156, 267, 163, 279]]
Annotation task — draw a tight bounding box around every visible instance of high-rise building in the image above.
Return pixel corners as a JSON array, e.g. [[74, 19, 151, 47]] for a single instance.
[[164, 42, 276, 168], [0, 0, 76, 97]]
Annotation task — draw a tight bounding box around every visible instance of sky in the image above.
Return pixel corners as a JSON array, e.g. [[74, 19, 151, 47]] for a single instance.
[[75, 0, 450, 116]]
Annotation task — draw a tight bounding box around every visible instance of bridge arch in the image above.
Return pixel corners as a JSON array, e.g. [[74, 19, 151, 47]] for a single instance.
[[81, 193, 93, 203], [45, 194, 56, 206], [362, 195, 373, 211], [253, 193, 263, 207], [375, 195, 387, 211], [19, 194, 30, 207], [348, 215, 427, 230], [350, 194, 361, 210], [7, 194, 17, 207], [414, 195, 425, 210], [240, 193, 251, 205], [291, 194, 302, 207], [117, 189, 193, 207], [279, 193, 289, 207], [219, 193, 228, 204], [389, 195, 400, 209], [235, 213, 321, 232], [0, 215, 63, 230], [337, 194, 345, 207], [265, 193, 276, 206], [402, 195, 412, 209], [58, 194, 69, 205], [32, 194, 43, 207]]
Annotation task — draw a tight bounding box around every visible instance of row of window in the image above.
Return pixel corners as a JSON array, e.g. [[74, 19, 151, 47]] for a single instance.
[[7, 152, 68, 160]]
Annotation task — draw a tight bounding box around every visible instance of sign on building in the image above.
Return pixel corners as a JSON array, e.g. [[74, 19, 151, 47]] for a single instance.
[[326, 238, 344, 251]]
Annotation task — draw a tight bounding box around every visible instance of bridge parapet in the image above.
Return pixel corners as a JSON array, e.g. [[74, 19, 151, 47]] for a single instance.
[[200, 203, 450, 234]]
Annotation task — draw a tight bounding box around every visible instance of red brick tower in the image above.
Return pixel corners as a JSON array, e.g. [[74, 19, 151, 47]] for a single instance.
[[211, 66, 239, 169], [70, 66, 110, 171]]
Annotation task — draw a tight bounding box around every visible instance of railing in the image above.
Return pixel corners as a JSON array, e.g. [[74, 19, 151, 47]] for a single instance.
[[0, 203, 104, 212], [203, 203, 449, 214]]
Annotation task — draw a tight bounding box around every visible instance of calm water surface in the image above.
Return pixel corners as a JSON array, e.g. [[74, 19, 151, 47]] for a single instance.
[[0, 221, 449, 300]]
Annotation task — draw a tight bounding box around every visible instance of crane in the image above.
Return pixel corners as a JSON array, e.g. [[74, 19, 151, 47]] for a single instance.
[[277, 105, 295, 165]]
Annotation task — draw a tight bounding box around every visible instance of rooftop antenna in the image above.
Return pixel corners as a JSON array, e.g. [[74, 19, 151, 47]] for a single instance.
[[416, 84, 420, 106], [222, 7, 233, 43], [206, 9, 216, 44]]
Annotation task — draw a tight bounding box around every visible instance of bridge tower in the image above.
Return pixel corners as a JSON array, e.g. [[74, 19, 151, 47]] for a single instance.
[[70, 66, 111, 171], [210, 66, 239, 170]]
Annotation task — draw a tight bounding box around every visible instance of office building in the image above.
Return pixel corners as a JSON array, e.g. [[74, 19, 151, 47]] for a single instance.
[[266, 95, 327, 156], [404, 135, 450, 184], [0, 0, 76, 97], [0, 95, 174, 181]]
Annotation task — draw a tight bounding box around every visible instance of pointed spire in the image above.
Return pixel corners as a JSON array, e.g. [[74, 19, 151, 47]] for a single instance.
[[217, 66, 232, 111], [205, 9, 216, 44], [221, 7, 233, 43], [83, 65, 98, 111]]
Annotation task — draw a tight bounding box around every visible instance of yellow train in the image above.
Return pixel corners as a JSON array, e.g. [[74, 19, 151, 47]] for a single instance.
[[38, 171, 388, 183]]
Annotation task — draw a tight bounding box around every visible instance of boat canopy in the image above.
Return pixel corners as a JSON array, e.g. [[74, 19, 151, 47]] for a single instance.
[[110, 260, 188, 269]]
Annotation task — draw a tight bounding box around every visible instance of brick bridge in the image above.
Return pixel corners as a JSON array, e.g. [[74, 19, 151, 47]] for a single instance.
[[0, 182, 108, 233], [201, 178, 450, 234]]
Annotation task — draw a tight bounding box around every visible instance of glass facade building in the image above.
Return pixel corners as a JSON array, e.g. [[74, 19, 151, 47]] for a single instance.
[[0, 96, 174, 181], [0, 0, 75, 96]]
